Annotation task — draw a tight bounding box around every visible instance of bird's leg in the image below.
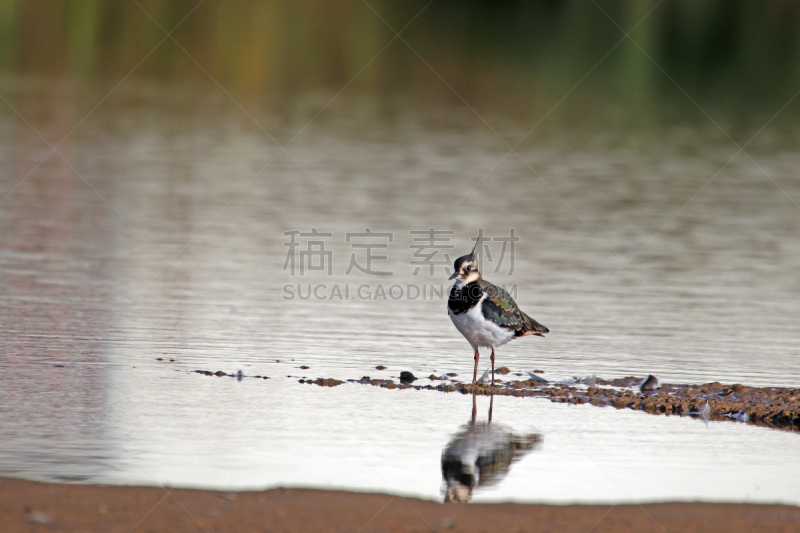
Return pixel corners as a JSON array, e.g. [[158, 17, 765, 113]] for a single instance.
[[472, 350, 480, 385], [490, 349, 496, 386], [471, 392, 477, 422]]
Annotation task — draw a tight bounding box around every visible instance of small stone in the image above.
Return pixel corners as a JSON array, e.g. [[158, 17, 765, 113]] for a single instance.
[[214, 371, 227, 377], [300, 365, 310, 370], [375, 365, 387, 370], [313, 378, 343, 387], [526, 372, 548, 383], [495, 367, 510, 375], [611, 398, 628, 409], [641, 375, 660, 392], [98, 503, 108, 514], [156, 358, 163, 361], [400, 371, 416, 383]]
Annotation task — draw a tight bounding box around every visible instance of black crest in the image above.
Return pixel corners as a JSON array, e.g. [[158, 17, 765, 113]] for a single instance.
[[452, 237, 480, 272]]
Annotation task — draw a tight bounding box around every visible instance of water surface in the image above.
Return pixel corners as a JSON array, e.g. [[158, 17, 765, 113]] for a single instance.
[[1, 86, 799, 504]]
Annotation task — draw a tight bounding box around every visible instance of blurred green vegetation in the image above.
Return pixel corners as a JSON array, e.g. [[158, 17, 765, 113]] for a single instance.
[[2, 0, 800, 116]]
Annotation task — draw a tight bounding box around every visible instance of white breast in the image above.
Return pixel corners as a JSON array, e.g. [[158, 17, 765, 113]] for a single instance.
[[449, 293, 515, 350]]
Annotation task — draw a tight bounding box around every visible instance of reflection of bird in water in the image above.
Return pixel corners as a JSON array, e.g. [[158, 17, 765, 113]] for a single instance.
[[441, 393, 542, 502]]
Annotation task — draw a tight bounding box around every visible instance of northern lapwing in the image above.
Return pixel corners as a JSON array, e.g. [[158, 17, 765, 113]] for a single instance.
[[448, 240, 549, 385]]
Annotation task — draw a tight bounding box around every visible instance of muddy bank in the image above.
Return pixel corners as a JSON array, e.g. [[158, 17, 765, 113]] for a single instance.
[[300, 372, 800, 432], [188, 363, 800, 432], [2, 477, 798, 533]]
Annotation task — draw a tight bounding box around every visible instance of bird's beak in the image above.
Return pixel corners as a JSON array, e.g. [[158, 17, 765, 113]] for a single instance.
[[448, 272, 458, 280]]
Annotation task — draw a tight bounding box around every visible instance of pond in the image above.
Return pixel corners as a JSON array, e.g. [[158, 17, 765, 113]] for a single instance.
[[1, 81, 799, 505]]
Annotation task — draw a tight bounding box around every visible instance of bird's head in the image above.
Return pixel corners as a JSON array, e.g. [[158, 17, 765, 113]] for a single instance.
[[448, 239, 481, 283]]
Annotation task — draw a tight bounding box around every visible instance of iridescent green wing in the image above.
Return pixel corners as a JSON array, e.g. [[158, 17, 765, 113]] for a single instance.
[[478, 280, 548, 335], [478, 280, 527, 331]]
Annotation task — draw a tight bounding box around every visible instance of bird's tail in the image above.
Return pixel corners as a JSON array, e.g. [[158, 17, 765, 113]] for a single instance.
[[519, 313, 549, 336]]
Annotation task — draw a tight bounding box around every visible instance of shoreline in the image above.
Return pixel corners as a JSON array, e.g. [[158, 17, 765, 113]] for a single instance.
[[2, 477, 799, 532], [191, 365, 800, 432]]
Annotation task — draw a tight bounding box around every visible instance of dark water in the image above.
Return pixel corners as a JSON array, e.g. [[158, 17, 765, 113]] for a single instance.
[[1, 81, 799, 504]]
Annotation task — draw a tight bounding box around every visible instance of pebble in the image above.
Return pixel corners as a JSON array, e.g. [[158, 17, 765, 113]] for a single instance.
[[399, 371, 416, 383], [641, 375, 660, 392], [306, 378, 343, 387], [526, 372, 548, 383]]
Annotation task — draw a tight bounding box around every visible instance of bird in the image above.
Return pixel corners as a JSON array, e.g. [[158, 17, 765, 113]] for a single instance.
[[448, 239, 549, 385]]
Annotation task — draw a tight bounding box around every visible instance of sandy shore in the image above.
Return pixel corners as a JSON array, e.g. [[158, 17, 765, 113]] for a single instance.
[[2, 477, 799, 533]]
